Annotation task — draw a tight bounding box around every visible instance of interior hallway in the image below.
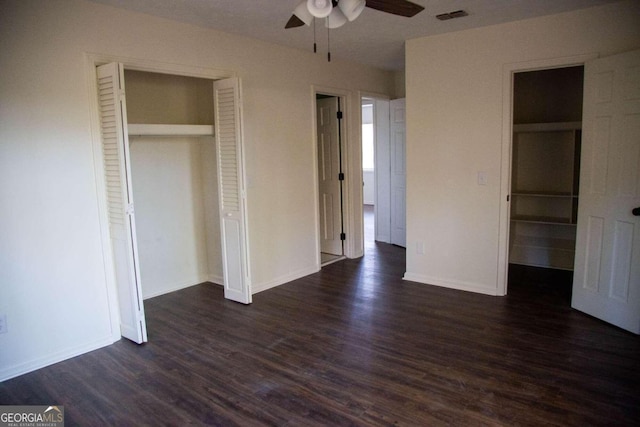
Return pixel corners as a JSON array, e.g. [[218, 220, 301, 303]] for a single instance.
[[363, 204, 375, 249]]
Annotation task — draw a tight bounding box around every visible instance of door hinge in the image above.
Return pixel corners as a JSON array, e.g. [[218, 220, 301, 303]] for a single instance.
[[126, 203, 134, 215], [337, 111, 343, 120], [338, 172, 344, 181], [340, 232, 346, 241], [507, 195, 510, 202]]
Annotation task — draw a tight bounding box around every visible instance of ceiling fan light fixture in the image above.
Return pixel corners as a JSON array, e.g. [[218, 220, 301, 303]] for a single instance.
[[326, 7, 347, 28], [307, 0, 333, 19], [338, 0, 366, 22], [293, 1, 313, 25]]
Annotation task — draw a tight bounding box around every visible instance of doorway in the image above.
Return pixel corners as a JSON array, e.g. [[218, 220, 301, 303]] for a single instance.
[[361, 99, 375, 248], [507, 65, 584, 301], [359, 95, 406, 250], [499, 51, 640, 333], [316, 94, 345, 266], [360, 95, 390, 247]]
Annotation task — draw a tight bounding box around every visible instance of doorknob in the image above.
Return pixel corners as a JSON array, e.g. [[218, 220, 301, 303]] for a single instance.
[[633, 207, 640, 216]]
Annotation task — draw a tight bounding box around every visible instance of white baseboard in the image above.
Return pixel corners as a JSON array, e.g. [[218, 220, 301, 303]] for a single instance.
[[0, 335, 113, 382], [142, 275, 212, 300], [207, 275, 223, 286], [402, 272, 500, 296], [252, 266, 319, 294]]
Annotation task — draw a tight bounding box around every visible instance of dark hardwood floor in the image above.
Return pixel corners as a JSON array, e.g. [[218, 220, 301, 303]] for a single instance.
[[2, 217, 639, 425]]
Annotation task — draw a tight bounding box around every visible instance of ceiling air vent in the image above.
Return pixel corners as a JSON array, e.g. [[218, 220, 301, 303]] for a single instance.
[[436, 10, 468, 21]]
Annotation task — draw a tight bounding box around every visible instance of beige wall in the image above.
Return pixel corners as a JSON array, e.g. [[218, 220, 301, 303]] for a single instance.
[[129, 136, 220, 299], [0, 0, 392, 380], [394, 70, 406, 99], [404, 0, 640, 295]]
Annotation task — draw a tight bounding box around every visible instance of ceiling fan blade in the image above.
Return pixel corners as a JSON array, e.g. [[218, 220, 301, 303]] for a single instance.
[[285, 14, 306, 29], [365, 0, 425, 17]]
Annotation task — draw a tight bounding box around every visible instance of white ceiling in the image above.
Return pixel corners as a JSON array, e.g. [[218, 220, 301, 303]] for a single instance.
[[88, 0, 622, 71]]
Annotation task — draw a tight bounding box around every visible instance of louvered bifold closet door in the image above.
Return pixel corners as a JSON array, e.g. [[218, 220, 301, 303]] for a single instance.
[[96, 63, 148, 342], [214, 78, 251, 304]]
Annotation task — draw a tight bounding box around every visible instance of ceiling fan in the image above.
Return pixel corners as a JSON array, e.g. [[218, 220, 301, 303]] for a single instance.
[[285, 0, 424, 61], [285, 0, 425, 29]]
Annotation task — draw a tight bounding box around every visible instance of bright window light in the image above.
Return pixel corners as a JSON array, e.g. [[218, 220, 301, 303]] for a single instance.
[[362, 123, 374, 170]]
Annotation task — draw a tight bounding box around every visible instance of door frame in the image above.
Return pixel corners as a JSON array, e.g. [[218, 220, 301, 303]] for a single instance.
[[497, 53, 597, 296], [85, 53, 237, 341], [312, 86, 360, 264]]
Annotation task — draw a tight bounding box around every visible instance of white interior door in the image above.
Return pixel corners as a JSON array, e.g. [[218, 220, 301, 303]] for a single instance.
[[214, 77, 252, 304], [572, 49, 640, 334], [317, 97, 343, 256], [374, 98, 391, 243], [96, 62, 148, 343], [390, 98, 407, 248]]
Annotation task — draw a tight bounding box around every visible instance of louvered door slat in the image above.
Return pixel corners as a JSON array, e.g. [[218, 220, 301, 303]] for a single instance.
[[214, 78, 251, 304], [96, 62, 148, 343]]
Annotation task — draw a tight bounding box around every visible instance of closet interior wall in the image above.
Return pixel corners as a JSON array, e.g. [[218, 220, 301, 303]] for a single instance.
[[124, 70, 222, 299]]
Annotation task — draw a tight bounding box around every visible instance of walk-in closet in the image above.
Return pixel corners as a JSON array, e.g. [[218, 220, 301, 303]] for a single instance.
[[508, 66, 584, 289]]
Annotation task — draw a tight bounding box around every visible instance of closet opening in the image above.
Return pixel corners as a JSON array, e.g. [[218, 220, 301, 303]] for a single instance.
[[507, 65, 584, 304], [91, 57, 251, 344], [124, 70, 223, 301]]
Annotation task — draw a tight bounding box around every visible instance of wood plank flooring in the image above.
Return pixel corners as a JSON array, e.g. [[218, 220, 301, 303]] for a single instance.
[[2, 242, 639, 425]]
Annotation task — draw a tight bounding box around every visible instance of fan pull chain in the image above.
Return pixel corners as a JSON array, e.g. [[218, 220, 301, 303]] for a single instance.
[[313, 19, 317, 53], [327, 19, 331, 62]]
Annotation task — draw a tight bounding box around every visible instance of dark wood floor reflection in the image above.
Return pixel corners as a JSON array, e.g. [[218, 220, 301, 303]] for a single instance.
[[2, 226, 639, 425]]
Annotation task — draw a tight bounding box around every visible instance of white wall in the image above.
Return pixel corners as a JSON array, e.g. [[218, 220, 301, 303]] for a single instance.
[[0, 0, 392, 380], [129, 137, 221, 299], [404, 1, 640, 294], [393, 70, 406, 99]]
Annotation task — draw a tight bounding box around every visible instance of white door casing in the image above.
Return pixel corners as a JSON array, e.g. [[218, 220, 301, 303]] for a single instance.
[[572, 49, 640, 334], [317, 97, 344, 256], [214, 77, 252, 304], [96, 62, 148, 343], [390, 98, 407, 248]]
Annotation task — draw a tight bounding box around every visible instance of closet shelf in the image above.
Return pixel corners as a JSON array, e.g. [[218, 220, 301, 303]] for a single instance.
[[127, 124, 214, 137], [511, 215, 576, 225], [513, 121, 581, 133], [512, 191, 576, 198], [511, 235, 576, 251]]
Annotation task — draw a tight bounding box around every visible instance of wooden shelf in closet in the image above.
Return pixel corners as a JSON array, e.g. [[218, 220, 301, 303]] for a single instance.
[[127, 124, 214, 137], [512, 121, 581, 133], [511, 191, 575, 198], [509, 121, 581, 270], [510, 215, 575, 225]]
